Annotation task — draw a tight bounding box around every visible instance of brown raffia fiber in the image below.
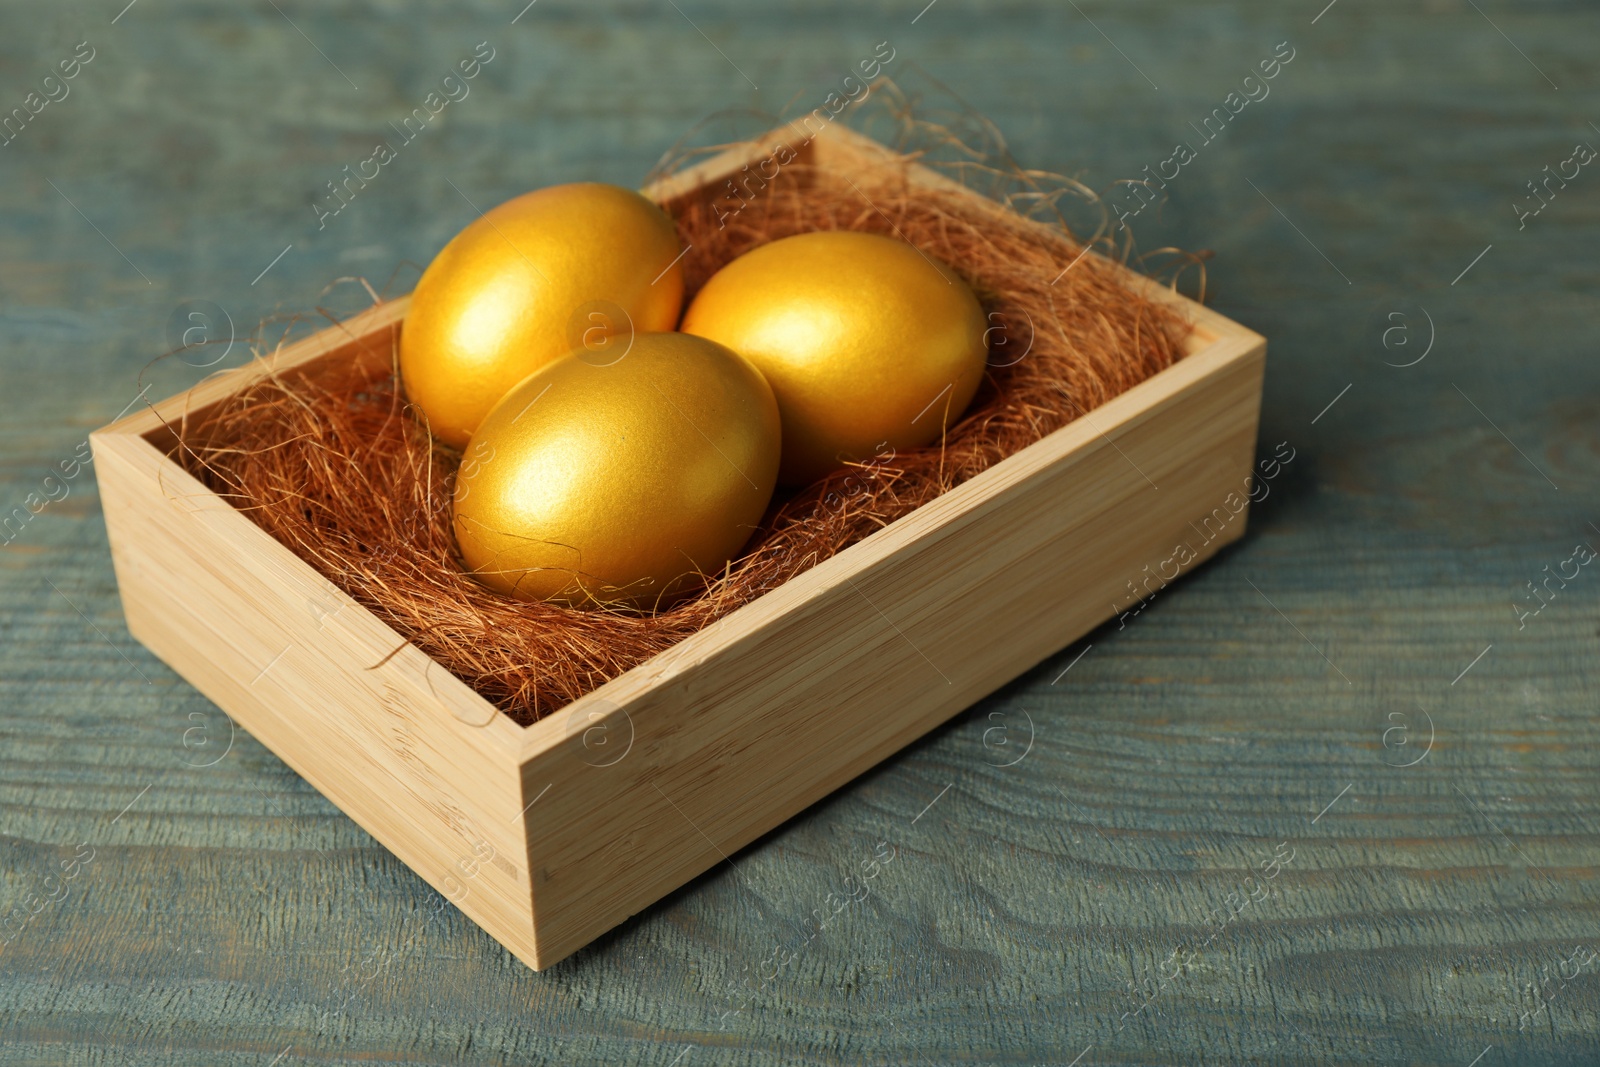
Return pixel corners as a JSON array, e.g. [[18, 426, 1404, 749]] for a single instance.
[[177, 135, 1194, 725]]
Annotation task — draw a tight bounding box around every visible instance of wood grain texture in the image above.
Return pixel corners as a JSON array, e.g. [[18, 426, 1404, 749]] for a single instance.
[[2, 1, 1598, 1064], [93, 409, 539, 971], [90, 121, 1263, 971], [517, 260, 1262, 964]]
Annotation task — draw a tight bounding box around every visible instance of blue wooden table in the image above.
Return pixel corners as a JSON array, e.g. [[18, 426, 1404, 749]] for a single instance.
[[2, 2, 1597, 1063]]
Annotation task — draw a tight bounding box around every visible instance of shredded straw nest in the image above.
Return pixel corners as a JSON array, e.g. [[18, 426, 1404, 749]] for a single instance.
[[175, 101, 1201, 725]]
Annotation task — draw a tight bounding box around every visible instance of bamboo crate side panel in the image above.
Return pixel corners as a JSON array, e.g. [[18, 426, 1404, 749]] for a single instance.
[[91, 430, 538, 966], [520, 335, 1263, 965], [647, 131, 820, 214]]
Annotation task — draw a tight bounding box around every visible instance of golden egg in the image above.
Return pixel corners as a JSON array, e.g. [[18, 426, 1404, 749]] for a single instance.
[[401, 182, 686, 449], [453, 332, 780, 607], [680, 230, 988, 485]]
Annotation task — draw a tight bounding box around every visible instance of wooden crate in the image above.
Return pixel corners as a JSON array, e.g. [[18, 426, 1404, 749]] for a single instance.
[[92, 124, 1266, 970]]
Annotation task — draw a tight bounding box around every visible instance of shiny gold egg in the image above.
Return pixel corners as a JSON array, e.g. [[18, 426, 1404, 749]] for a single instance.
[[453, 332, 781, 607], [401, 182, 686, 449], [680, 230, 989, 485]]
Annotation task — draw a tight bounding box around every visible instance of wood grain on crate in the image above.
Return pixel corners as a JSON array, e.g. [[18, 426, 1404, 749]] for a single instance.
[[90, 121, 1264, 970], [92, 302, 540, 966]]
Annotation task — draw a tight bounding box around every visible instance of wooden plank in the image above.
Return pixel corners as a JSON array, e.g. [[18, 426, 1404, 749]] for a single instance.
[[5, 2, 1597, 1061], [520, 320, 1263, 964], [89, 430, 536, 966], [89, 118, 1263, 970]]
